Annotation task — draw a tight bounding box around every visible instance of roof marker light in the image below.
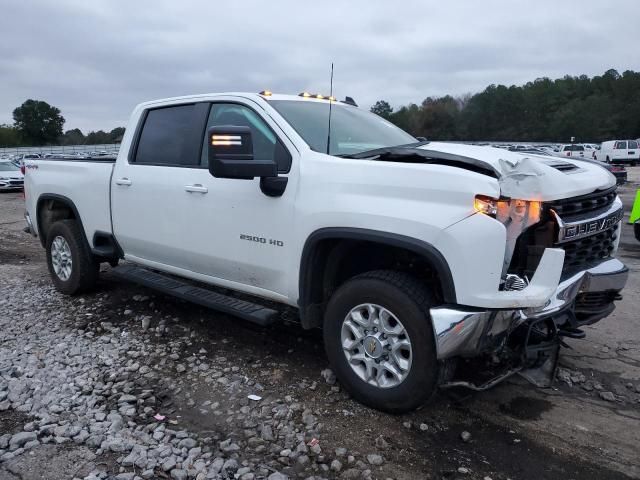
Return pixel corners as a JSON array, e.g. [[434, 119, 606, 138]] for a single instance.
[[259, 90, 272, 96], [299, 92, 312, 98], [315, 94, 324, 99]]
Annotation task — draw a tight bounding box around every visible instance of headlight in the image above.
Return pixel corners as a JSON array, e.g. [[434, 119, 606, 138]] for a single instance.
[[474, 195, 541, 227], [0, 177, 8, 181], [475, 195, 542, 277]]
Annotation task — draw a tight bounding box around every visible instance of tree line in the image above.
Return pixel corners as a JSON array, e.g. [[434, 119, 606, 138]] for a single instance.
[[0, 99, 124, 147], [3, 69, 639, 147], [371, 69, 640, 143]]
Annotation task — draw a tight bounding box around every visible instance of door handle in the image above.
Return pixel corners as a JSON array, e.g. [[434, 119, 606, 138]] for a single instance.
[[185, 184, 208, 194], [115, 178, 132, 186]]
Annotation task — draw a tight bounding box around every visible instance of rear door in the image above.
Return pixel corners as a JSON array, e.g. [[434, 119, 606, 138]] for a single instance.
[[614, 141, 627, 161], [628, 140, 638, 160], [111, 102, 211, 268]]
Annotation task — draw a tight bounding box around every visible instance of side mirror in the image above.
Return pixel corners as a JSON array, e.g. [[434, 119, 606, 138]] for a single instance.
[[207, 126, 277, 179]]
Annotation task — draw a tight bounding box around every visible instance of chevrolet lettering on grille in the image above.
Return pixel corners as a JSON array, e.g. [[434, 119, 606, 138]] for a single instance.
[[555, 208, 623, 243]]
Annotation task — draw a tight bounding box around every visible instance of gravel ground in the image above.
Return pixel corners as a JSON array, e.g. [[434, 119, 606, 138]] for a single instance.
[[1, 172, 640, 480]]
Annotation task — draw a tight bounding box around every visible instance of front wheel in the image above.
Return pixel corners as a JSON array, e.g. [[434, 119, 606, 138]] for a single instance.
[[46, 219, 99, 295], [323, 270, 439, 413]]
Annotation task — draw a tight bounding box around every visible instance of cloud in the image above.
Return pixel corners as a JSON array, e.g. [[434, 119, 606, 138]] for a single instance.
[[0, 0, 638, 131]]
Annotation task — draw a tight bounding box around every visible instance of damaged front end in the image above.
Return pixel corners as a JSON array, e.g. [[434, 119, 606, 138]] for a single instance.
[[431, 183, 628, 392]]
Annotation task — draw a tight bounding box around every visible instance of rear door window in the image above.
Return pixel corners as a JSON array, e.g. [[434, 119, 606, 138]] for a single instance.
[[134, 104, 201, 166]]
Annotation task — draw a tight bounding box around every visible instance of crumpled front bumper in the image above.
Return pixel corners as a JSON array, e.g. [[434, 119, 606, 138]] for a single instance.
[[430, 257, 628, 360]]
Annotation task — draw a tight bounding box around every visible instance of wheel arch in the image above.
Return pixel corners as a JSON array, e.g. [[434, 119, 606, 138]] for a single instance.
[[298, 227, 456, 329], [36, 193, 86, 248], [36, 193, 121, 260]]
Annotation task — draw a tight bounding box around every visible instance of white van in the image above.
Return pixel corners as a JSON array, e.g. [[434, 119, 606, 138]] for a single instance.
[[595, 140, 639, 165]]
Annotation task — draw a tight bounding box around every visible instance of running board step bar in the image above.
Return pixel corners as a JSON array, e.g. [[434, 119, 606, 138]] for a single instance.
[[111, 265, 279, 326]]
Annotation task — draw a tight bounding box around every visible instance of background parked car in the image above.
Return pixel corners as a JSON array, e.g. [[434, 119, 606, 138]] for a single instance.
[[556, 144, 585, 157], [595, 140, 639, 165], [0, 161, 24, 191]]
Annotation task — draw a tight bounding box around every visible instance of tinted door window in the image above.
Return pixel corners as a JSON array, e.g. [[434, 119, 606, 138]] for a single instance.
[[135, 105, 197, 166], [201, 103, 291, 172]]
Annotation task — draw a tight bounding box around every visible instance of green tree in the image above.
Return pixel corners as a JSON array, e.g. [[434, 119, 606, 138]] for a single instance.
[[420, 96, 460, 140], [13, 99, 65, 145], [385, 69, 640, 142], [60, 128, 85, 145], [388, 103, 422, 136], [109, 127, 126, 142], [0, 124, 22, 147], [370, 100, 393, 120], [85, 130, 111, 144]]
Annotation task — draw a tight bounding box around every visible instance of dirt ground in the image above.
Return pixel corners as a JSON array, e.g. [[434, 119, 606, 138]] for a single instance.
[[1, 169, 639, 480]]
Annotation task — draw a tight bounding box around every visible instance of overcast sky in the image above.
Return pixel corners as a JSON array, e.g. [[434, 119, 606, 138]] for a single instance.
[[1, 0, 639, 132]]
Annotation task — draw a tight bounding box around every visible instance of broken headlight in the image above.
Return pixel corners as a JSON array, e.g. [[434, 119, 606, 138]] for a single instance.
[[475, 195, 542, 276]]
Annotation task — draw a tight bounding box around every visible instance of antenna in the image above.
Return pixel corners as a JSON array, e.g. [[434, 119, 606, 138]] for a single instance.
[[326, 63, 334, 155]]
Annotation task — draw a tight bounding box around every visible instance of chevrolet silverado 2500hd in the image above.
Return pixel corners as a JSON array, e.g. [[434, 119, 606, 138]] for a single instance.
[[23, 92, 628, 412]]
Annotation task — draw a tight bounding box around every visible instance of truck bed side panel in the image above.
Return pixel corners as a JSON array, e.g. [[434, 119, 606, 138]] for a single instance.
[[25, 159, 115, 242]]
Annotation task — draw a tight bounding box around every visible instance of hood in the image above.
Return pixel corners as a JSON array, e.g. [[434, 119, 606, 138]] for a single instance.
[[0, 171, 23, 180], [419, 142, 616, 201]]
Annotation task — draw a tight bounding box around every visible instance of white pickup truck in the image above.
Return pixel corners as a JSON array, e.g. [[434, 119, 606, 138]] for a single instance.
[[23, 92, 628, 412]]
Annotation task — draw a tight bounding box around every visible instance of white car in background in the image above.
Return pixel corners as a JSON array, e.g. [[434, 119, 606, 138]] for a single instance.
[[595, 140, 639, 165], [556, 144, 585, 158], [582, 144, 598, 156], [538, 146, 558, 155], [0, 161, 24, 191]]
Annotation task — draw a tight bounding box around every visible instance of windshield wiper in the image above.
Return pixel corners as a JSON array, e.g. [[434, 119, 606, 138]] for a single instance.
[[335, 140, 430, 159]]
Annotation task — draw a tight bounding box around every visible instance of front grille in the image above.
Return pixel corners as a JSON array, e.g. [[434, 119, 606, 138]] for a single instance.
[[8, 180, 23, 186], [509, 190, 620, 277], [546, 187, 617, 217], [575, 290, 619, 312], [559, 224, 618, 271]]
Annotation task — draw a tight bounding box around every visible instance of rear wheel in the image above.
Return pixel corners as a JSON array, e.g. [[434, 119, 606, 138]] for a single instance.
[[46, 220, 99, 295], [323, 270, 439, 413], [606, 156, 611, 164]]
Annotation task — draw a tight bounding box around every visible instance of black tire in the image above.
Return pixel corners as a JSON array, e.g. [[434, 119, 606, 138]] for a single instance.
[[46, 219, 99, 295], [606, 156, 611, 164], [323, 270, 438, 413]]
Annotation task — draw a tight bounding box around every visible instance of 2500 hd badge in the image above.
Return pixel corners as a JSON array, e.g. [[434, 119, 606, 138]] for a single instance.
[[240, 234, 284, 247]]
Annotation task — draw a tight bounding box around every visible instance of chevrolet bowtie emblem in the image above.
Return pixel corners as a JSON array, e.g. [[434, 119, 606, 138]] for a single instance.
[[368, 339, 377, 355]]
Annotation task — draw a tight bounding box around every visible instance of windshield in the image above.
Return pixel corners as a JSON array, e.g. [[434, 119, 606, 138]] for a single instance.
[[269, 100, 416, 156], [0, 162, 19, 172]]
